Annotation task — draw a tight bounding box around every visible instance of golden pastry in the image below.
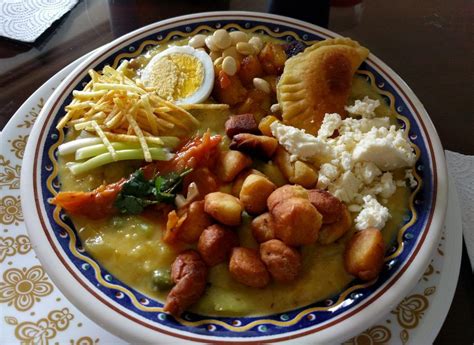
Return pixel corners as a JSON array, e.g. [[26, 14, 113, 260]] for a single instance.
[[277, 38, 369, 135]]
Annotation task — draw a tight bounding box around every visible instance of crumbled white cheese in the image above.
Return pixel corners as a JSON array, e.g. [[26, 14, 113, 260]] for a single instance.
[[340, 151, 353, 171], [328, 171, 362, 204], [405, 169, 418, 188], [270, 122, 334, 163], [352, 126, 416, 170], [345, 96, 381, 118], [271, 98, 417, 231], [318, 113, 342, 139], [317, 163, 339, 189], [340, 116, 391, 134], [355, 195, 390, 230], [378, 172, 397, 198], [354, 162, 382, 185]]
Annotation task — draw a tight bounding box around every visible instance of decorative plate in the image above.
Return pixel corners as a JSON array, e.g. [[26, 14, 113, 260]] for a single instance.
[[19, 12, 448, 344]]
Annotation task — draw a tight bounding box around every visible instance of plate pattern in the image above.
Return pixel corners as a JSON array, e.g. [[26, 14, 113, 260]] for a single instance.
[[0, 61, 453, 344]]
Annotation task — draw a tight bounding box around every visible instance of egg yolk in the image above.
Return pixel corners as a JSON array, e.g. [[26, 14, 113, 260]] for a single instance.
[[146, 53, 204, 102]]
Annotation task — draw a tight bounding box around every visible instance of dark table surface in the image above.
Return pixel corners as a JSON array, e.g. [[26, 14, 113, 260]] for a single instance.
[[1, 0, 472, 343]]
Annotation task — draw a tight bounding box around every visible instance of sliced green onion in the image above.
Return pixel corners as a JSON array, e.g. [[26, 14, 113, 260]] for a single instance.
[[57, 137, 102, 156], [59, 137, 180, 159], [75, 142, 157, 160], [67, 148, 173, 175], [156, 136, 180, 148]]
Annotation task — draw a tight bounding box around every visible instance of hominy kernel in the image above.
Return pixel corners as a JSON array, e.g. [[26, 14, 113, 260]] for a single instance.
[[213, 29, 232, 50], [222, 56, 237, 76], [270, 103, 281, 113], [189, 34, 206, 48], [205, 36, 220, 51], [248, 36, 263, 53], [222, 46, 240, 61], [236, 42, 255, 55], [253, 77, 271, 94], [230, 31, 249, 45]]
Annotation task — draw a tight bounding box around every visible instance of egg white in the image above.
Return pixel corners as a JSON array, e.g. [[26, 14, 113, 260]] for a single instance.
[[141, 45, 214, 105]]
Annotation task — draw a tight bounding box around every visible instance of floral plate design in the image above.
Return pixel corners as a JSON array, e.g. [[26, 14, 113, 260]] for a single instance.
[[18, 12, 448, 344]]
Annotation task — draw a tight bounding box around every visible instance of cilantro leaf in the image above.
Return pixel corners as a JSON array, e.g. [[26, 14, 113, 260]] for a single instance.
[[121, 170, 154, 197], [114, 170, 155, 214], [154, 168, 192, 203], [114, 168, 193, 215]]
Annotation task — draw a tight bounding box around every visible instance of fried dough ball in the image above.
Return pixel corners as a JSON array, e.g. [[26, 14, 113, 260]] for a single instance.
[[318, 205, 352, 245], [308, 189, 344, 224], [215, 150, 252, 183], [204, 192, 243, 226], [260, 239, 301, 282], [267, 184, 308, 210], [240, 174, 276, 215], [229, 247, 270, 288], [175, 201, 213, 243], [271, 197, 322, 246], [344, 227, 385, 281], [164, 250, 208, 316], [231, 169, 266, 196], [198, 225, 239, 266], [251, 212, 276, 243]]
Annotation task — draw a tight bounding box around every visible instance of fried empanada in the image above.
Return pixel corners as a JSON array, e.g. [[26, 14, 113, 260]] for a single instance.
[[277, 38, 369, 135]]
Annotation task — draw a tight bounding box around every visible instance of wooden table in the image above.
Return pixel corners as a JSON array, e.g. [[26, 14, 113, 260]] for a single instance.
[[1, 1, 472, 343]]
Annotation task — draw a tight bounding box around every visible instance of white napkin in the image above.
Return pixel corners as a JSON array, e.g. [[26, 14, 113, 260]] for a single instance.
[[0, 0, 78, 43], [445, 150, 474, 271]]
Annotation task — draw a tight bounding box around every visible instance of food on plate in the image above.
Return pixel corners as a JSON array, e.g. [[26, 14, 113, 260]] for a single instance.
[[164, 200, 212, 243], [270, 196, 323, 246], [215, 150, 252, 182], [141, 46, 214, 105], [318, 205, 352, 245], [198, 225, 239, 266], [267, 184, 308, 210], [164, 250, 208, 316], [251, 212, 276, 243], [224, 113, 259, 138], [308, 189, 345, 224], [274, 146, 318, 187], [53, 29, 417, 317], [229, 133, 278, 159], [204, 192, 243, 226], [344, 227, 385, 281], [260, 239, 301, 283], [239, 174, 276, 215], [278, 38, 369, 135], [229, 247, 270, 288]]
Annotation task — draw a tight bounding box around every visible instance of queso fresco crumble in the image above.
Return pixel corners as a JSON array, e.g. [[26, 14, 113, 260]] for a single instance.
[[271, 97, 417, 231]]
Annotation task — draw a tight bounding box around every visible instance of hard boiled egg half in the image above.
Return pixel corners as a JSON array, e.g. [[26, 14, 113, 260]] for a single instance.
[[141, 46, 214, 105]]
